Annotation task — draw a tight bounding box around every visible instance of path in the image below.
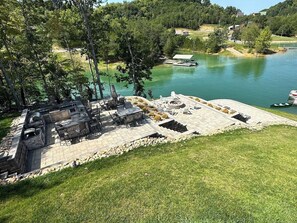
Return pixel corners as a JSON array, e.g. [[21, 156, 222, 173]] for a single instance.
[[226, 47, 244, 57], [210, 99, 297, 127]]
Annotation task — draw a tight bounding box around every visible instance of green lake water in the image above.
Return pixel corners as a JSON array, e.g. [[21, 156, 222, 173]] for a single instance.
[[98, 47, 297, 114]]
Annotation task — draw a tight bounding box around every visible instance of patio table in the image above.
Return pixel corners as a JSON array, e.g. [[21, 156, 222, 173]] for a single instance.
[[117, 107, 143, 124]]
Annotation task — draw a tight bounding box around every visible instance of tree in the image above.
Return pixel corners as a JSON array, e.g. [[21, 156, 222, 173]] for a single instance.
[[206, 29, 227, 53], [241, 24, 260, 48], [255, 27, 272, 53], [0, 0, 23, 108], [231, 29, 241, 41], [54, 0, 103, 98], [21, 0, 53, 100], [164, 36, 177, 58], [115, 20, 153, 96]]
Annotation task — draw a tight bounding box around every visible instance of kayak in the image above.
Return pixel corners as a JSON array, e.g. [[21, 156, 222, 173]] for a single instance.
[[270, 103, 292, 108]]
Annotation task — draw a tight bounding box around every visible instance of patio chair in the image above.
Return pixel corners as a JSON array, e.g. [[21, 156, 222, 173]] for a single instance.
[[58, 131, 70, 146], [118, 96, 126, 105], [183, 108, 192, 115], [109, 112, 122, 125], [90, 121, 101, 133], [124, 101, 133, 109]]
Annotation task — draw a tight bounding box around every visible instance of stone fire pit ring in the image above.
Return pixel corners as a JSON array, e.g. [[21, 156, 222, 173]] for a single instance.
[[168, 99, 185, 109]]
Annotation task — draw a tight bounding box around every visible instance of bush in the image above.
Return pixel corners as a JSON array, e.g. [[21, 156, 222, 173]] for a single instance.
[[222, 108, 229, 114], [149, 111, 155, 117], [207, 103, 213, 108], [154, 115, 162, 122], [138, 103, 145, 109], [142, 107, 149, 113], [195, 98, 201, 102], [230, 110, 237, 114], [161, 113, 169, 119]]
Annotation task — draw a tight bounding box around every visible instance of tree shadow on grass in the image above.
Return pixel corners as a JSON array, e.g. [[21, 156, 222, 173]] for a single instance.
[[0, 173, 65, 202], [0, 136, 204, 203], [0, 215, 11, 223]]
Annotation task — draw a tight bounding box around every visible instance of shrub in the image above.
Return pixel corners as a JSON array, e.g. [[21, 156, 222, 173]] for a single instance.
[[201, 101, 207, 104], [154, 115, 162, 122], [149, 111, 155, 117], [162, 113, 169, 119], [195, 98, 201, 102], [142, 107, 149, 113], [138, 98, 144, 103], [137, 103, 144, 108], [230, 110, 236, 114], [222, 108, 229, 114], [215, 106, 221, 111], [207, 103, 213, 108]]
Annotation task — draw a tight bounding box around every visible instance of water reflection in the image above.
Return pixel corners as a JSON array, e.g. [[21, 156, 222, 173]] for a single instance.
[[199, 54, 227, 75], [233, 58, 266, 80], [172, 66, 196, 75]]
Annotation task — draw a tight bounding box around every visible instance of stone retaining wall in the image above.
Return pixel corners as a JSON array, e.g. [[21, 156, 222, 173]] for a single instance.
[[0, 110, 28, 175], [0, 133, 196, 184]]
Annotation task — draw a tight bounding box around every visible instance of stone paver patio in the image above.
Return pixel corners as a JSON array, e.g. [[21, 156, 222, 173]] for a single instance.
[[27, 113, 157, 171], [210, 99, 297, 126], [26, 95, 297, 173]]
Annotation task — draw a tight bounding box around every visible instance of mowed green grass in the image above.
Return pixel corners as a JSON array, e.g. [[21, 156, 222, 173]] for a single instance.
[[1, 124, 297, 222], [0, 113, 19, 143], [271, 35, 297, 42]]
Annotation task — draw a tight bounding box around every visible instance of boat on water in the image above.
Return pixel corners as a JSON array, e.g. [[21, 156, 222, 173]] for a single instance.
[[270, 90, 297, 108], [172, 54, 198, 67], [288, 90, 297, 105], [270, 102, 291, 108]]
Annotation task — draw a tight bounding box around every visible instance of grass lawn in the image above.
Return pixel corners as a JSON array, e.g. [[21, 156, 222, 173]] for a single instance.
[[175, 24, 219, 39], [258, 107, 297, 122], [1, 123, 297, 222], [271, 35, 297, 42], [0, 113, 19, 144]]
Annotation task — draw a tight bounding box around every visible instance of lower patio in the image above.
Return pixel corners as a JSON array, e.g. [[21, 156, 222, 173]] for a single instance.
[[26, 110, 157, 172]]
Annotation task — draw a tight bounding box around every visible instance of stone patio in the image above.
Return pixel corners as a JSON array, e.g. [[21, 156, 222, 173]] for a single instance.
[[152, 95, 244, 136], [26, 111, 157, 172], [210, 99, 297, 126], [25, 95, 297, 173]]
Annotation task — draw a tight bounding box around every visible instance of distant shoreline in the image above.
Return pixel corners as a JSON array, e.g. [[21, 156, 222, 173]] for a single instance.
[[271, 41, 297, 44]]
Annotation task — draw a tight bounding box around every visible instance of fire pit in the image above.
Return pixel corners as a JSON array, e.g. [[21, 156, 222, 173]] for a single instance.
[[168, 99, 185, 109]]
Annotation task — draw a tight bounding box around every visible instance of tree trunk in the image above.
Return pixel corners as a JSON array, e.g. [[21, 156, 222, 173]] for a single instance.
[[64, 38, 76, 70], [34, 50, 50, 99], [88, 57, 98, 100], [1, 32, 27, 107], [78, 2, 104, 99], [127, 39, 137, 95], [0, 74, 12, 110], [0, 60, 21, 109], [21, 0, 50, 100]]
